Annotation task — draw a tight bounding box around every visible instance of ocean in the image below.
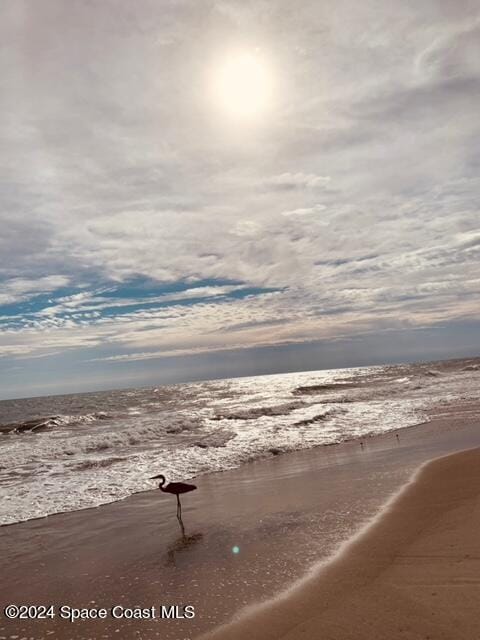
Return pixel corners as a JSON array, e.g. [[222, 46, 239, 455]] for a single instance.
[[1, 358, 479, 526]]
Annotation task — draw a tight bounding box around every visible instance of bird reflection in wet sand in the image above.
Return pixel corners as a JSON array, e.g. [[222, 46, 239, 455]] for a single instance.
[[166, 531, 204, 567]]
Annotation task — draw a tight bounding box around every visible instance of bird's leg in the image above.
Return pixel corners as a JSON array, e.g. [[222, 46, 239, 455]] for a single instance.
[[176, 495, 186, 538], [178, 514, 186, 539]]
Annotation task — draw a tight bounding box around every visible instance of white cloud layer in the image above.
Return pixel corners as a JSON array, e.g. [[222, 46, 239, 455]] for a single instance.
[[1, 0, 479, 390]]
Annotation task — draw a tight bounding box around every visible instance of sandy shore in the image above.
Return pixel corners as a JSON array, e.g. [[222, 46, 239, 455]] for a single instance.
[[1, 401, 479, 639], [204, 447, 480, 640]]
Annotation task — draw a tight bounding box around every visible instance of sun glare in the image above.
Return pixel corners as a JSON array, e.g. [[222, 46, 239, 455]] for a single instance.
[[211, 50, 273, 120]]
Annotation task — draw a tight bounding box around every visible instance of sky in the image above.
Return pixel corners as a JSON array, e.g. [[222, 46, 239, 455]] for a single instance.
[[1, 0, 479, 399]]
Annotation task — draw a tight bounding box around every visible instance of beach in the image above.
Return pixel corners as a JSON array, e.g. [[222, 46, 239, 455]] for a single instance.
[[204, 446, 480, 640], [1, 394, 480, 640]]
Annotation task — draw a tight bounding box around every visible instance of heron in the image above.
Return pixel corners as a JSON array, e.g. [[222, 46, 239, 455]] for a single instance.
[[150, 474, 197, 521]]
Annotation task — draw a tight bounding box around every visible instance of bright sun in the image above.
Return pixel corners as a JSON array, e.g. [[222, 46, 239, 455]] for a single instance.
[[211, 50, 273, 120]]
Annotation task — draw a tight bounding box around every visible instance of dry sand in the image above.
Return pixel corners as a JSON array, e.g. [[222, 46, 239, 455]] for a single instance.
[[204, 447, 480, 640]]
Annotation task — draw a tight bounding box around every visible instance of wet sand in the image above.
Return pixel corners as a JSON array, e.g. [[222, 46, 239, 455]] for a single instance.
[[1, 400, 479, 639], [204, 447, 480, 640]]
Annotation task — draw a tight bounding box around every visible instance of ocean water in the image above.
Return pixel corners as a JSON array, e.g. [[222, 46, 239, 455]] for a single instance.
[[0, 359, 479, 526]]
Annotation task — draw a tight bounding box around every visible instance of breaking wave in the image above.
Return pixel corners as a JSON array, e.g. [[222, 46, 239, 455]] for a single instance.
[[212, 401, 305, 421], [0, 412, 112, 435]]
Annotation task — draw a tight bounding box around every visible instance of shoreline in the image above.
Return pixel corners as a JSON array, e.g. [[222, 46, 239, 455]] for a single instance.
[[203, 446, 480, 639], [0, 420, 427, 530], [1, 402, 479, 639], [0, 417, 432, 530], [0, 410, 461, 530]]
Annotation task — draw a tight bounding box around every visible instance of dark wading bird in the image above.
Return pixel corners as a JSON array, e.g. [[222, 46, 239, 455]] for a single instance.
[[150, 474, 197, 522]]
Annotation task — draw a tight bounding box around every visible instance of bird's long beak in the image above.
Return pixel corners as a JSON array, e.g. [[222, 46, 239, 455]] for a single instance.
[[150, 474, 163, 479]]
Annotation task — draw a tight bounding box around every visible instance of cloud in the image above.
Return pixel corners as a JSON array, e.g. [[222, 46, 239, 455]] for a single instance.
[[0, 275, 70, 306], [415, 19, 480, 84], [264, 173, 331, 191], [281, 204, 327, 217], [1, 0, 480, 394]]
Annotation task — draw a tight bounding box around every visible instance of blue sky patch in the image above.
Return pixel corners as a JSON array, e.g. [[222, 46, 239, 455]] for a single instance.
[[0, 277, 281, 330]]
